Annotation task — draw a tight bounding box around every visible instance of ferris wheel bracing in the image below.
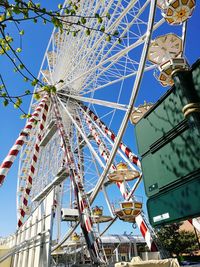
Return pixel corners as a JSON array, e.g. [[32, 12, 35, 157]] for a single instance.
[[51, 95, 107, 264], [0, 0, 199, 265]]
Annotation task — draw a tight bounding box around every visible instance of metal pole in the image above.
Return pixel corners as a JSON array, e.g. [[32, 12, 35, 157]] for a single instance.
[[172, 70, 200, 133]]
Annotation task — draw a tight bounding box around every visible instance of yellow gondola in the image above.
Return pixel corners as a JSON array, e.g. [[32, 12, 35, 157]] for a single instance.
[[157, 57, 189, 86], [92, 206, 103, 216], [157, 0, 196, 25], [108, 162, 140, 183], [71, 232, 80, 242], [114, 201, 142, 223]]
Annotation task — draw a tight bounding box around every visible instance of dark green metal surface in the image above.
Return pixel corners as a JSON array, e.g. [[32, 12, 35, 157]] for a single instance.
[[135, 88, 184, 156], [147, 176, 200, 226], [135, 59, 200, 226], [142, 125, 200, 197]]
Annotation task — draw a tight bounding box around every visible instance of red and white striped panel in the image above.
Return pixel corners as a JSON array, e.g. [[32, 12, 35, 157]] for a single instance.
[[82, 106, 141, 169], [135, 214, 158, 252], [18, 101, 49, 228], [0, 94, 49, 186]]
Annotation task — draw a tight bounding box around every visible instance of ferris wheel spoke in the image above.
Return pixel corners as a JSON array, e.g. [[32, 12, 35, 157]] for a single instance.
[[60, 1, 150, 87], [63, 19, 164, 93], [59, 93, 128, 111], [81, 64, 155, 96], [54, 0, 115, 82], [58, 97, 106, 171], [79, 104, 140, 173], [79, 0, 151, 75]]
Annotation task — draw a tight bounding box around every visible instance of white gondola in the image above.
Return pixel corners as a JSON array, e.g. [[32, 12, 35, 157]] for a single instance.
[[61, 208, 79, 222], [148, 34, 182, 65]]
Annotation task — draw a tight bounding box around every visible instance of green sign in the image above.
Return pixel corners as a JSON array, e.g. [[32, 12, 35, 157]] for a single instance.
[[135, 59, 200, 226]]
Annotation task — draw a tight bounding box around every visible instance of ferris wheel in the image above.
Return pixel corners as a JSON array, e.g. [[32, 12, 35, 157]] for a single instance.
[[0, 0, 197, 266]]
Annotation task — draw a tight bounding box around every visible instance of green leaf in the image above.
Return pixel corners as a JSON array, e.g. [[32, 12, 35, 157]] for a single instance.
[[95, 13, 100, 18], [5, 36, 13, 43], [24, 77, 28, 82], [100, 26, 105, 32], [27, 1, 33, 8], [118, 38, 122, 44], [64, 8, 70, 14], [6, 9, 12, 17], [25, 90, 31, 94], [20, 114, 27, 119], [19, 64, 24, 69], [80, 17, 86, 24], [12, 6, 21, 14], [33, 18, 37, 23], [85, 29, 90, 36], [113, 30, 119, 36], [106, 13, 111, 19], [97, 17, 103, 23], [51, 86, 56, 93], [21, 113, 31, 119], [72, 31, 77, 37], [106, 35, 111, 42], [58, 3, 63, 9], [43, 87, 49, 92], [0, 15, 6, 22], [14, 98, 22, 109], [52, 17, 62, 28], [3, 99, 8, 107], [33, 93, 41, 100], [70, 9, 76, 15], [31, 79, 38, 86], [19, 30, 24, 35], [16, 47, 22, 53], [73, 4, 78, 10]]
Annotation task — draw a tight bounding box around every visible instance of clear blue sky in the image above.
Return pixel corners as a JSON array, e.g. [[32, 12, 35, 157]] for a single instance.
[[0, 2, 200, 238]]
